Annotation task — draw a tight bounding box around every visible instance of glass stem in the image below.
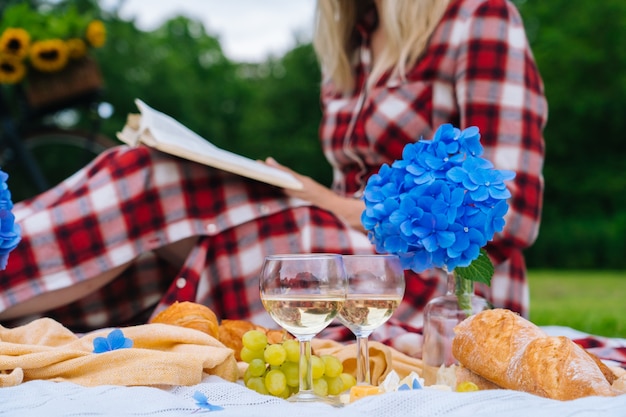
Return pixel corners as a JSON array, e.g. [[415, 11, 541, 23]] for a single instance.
[[298, 338, 314, 394], [355, 335, 371, 385]]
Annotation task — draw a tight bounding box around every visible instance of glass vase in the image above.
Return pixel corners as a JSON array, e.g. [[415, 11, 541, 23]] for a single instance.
[[421, 269, 490, 386]]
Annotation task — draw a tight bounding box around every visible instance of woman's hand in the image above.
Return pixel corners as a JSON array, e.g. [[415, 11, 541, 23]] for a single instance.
[[265, 157, 366, 232]]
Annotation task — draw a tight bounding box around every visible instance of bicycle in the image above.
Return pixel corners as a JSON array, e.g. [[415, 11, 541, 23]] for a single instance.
[[0, 57, 117, 203]]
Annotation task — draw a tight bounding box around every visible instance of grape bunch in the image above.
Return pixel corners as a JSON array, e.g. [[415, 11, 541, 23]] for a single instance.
[[240, 329, 357, 398]]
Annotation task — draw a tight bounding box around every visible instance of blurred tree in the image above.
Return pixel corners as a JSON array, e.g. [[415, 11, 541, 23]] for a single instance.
[[95, 15, 248, 151], [236, 43, 329, 184], [514, 0, 626, 268]]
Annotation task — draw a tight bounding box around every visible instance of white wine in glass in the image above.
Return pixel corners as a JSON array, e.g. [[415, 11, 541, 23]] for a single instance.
[[338, 254, 405, 385], [259, 253, 346, 404]]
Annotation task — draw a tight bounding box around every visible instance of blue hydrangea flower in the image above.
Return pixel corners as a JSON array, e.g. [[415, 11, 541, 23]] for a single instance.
[[0, 169, 21, 270], [361, 124, 515, 274], [92, 329, 133, 353]]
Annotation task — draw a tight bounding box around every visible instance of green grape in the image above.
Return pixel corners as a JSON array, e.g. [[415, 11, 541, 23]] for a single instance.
[[243, 366, 254, 383], [321, 355, 343, 378], [339, 373, 357, 391], [312, 377, 328, 397], [310, 355, 325, 380], [246, 376, 269, 395], [277, 386, 291, 399], [240, 346, 265, 363], [247, 358, 267, 378], [282, 339, 300, 363], [264, 344, 287, 366], [264, 369, 287, 396], [242, 330, 268, 351], [280, 361, 300, 388], [325, 376, 344, 396]]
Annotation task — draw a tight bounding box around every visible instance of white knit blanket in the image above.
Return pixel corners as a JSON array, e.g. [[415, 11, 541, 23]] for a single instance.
[[2, 375, 626, 417]]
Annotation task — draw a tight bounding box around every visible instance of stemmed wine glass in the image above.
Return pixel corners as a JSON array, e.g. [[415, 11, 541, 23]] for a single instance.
[[259, 253, 347, 404], [337, 254, 405, 385]]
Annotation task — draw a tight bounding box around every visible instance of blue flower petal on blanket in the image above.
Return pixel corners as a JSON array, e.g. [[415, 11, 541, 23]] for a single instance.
[[193, 391, 224, 411], [92, 329, 133, 353]]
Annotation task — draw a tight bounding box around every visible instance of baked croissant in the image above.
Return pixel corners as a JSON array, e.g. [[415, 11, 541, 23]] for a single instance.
[[218, 319, 292, 360], [452, 308, 616, 400], [150, 301, 219, 339]]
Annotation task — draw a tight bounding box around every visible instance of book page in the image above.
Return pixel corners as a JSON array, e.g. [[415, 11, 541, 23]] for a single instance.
[[130, 99, 302, 190], [136, 99, 219, 152]]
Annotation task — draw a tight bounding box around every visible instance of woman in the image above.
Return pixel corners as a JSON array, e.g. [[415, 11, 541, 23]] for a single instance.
[[0, 0, 546, 354]]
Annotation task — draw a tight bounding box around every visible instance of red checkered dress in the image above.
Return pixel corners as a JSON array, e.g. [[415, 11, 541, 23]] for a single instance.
[[1, 0, 546, 352]]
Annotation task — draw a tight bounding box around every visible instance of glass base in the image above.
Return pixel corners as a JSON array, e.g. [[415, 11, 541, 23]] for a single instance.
[[287, 392, 344, 407]]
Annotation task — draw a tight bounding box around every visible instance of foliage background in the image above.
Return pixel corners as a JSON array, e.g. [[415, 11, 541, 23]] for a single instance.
[[2, 0, 626, 270]]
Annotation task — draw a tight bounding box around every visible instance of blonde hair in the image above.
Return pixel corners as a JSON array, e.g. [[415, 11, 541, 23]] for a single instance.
[[313, 0, 451, 93]]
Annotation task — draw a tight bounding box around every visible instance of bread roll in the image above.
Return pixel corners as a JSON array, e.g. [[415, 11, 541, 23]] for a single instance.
[[515, 335, 615, 400], [452, 309, 616, 400], [150, 301, 219, 339], [452, 308, 547, 386], [584, 349, 618, 384]]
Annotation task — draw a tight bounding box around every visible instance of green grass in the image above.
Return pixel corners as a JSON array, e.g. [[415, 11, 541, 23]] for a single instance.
[[528, 270, 626, 338]]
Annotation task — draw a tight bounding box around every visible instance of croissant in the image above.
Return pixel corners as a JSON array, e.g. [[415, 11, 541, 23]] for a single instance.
[[452, 309, 616, 400], [218, 319, 292, 361], [218, 319, 257, 360], [150, 301, 219, 339]]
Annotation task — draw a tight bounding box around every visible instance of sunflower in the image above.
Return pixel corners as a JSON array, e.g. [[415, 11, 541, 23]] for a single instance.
[[29, 39, 69, 72], [0, 55, 26, 84], [0, 28, 31, 59], [66, 38, 87, 59], [86, 20, 106, 48]]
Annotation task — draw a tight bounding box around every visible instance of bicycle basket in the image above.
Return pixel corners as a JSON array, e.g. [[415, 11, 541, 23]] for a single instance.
[[23, 56, 103, 110]]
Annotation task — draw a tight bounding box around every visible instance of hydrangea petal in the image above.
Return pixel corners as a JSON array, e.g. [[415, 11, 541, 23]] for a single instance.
[[193, 391, 224, 411]]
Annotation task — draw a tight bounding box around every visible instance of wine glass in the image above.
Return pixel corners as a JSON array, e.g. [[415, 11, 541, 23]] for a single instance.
[[338, 254, 405, 385], [259, 253, 347, 404]]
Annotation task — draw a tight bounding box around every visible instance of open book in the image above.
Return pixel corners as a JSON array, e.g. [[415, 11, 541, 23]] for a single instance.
[[116, 99, 303, 190]]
